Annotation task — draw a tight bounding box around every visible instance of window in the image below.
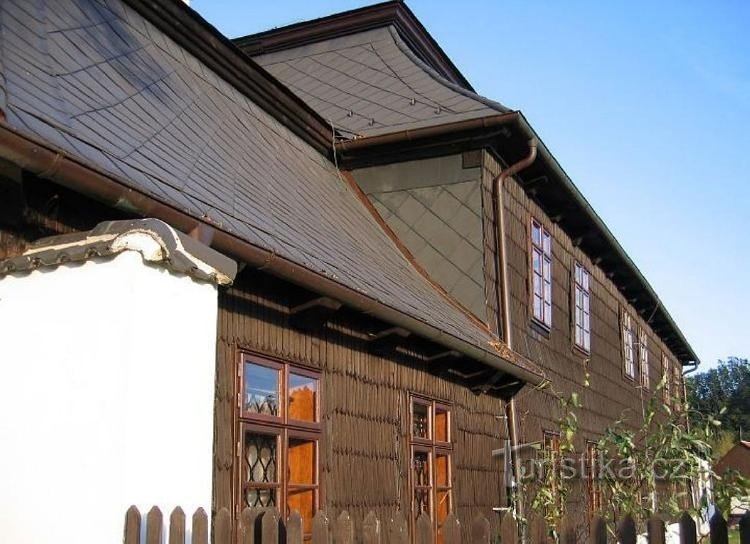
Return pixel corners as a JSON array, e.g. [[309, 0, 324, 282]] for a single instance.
[[586, 441, 602, 515], [621, 311, 636, 380], [240, 354, 320, 536], [673, 360, 683, 411], [411, 396, 452, 540], [573, 262, 591, 352], [638, 327, 650, 390], [542, 432, 562, 510], [662, 354, 672, 404], [531, 219, 552, 328]]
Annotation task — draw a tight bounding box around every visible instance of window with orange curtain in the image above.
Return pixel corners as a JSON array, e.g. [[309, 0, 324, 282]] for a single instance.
[[239, 354, 320, 538], [410, 396, 452, 542]]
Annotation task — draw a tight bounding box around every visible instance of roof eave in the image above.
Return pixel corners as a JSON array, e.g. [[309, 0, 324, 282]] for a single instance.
[[0, 121, 545, 387], [510, 114, 699, 364], [335, 114, 699, 364]]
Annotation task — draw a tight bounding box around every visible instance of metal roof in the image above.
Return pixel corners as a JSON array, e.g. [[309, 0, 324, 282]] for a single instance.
[[0, 0, 544, 383], [249, 26, 507, 138], [238, 2, 699, 364]]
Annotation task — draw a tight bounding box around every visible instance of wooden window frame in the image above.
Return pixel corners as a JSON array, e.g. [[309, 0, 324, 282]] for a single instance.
[[621, 309, 636, 381], [662, 353, 672, 405], [238, 353, 322, 536], [586, 441, 602, 516], [530, 218, 553, 330], [638, 327, 650, 390], [409, 395, 452, 541], [572, 261, 591, 353], [672, 358, 683, 411], [542, 431, 563, 512]]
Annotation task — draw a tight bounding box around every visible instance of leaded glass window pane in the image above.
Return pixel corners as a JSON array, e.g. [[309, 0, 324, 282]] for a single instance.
[[245, 432, 278, 484], [246, 488, 277, 508], [413, 451, 431, 487], [415, 489, 431, 517], [413, 402, 430, 439]]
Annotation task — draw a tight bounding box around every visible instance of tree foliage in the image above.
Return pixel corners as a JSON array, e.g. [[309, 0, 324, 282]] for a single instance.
[[686, 357, 750, 441], [523, 359, 750, 539]]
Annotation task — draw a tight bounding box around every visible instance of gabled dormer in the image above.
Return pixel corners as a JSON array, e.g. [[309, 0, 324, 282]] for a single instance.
[[234, 1, 509, 139]]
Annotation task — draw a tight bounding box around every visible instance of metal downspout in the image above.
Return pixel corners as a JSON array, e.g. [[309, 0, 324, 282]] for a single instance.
[[494, 140, 538, 544]]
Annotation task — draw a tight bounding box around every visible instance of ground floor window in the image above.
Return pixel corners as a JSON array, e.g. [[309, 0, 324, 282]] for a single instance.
[[586, 441, 602, 516], [410, 395, 452, 540], [239, 353, 321, 536], [542, 431, 562, 508]]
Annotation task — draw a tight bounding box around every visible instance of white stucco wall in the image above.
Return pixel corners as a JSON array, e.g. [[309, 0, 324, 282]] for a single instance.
[[0, 250, 219, 543]]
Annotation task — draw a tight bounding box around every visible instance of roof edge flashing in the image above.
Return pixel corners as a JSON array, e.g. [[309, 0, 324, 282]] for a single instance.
[[0, 122, 544, 387]]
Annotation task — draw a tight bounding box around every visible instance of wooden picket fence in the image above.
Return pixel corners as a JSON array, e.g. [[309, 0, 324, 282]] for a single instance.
[[584, 510, 750, 544], [123, 505, 750, 544], [123, 506, 493, 544]]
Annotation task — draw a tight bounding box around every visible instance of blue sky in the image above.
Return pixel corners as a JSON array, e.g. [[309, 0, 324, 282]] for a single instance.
[[192, 1, 749, 371]]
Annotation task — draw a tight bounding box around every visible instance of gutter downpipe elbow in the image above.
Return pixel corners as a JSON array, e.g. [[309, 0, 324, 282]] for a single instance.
[[494, 139, 538, 544], [682, 360, 699, 375]]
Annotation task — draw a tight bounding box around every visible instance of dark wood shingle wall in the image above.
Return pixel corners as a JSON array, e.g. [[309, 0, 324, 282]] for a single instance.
[[216, 269, 510, 536], [482, 150, 683, 538]]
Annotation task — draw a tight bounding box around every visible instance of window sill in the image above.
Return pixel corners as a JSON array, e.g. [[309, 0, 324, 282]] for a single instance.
[[529, 319, 551, 339], [572, 344, 590, 359]]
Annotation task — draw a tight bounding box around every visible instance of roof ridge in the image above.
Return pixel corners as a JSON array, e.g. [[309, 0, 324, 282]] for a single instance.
[[122, 0, 334, 156], [384, 26, 512, 115], [233, 1, 474, 91]]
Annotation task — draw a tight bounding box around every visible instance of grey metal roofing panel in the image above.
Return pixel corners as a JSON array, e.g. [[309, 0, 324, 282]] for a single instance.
[[252, 27, 505, 137], [0, 0, 541, 378]]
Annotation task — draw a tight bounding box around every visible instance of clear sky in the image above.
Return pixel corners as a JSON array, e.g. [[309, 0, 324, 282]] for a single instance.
[[192, 0, 749, 370]]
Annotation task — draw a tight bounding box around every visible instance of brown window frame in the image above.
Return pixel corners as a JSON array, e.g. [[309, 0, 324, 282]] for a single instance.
[[573, 261, 591, 352], [530, 218, 553, 329], [409, 395, 452, 541], [586, 441, 602, 516], [672, 358, 683, 411], [662, 353, 672, 404], [238, 353, 322, 537], [542, 431, 563, 512], [621, 310, 636, 381], [638, 327, 650, 390]]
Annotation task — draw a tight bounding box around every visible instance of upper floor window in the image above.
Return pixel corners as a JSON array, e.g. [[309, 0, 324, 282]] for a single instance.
[[411, 396, 452, 541], [672, 359, 683, 410], [531, 218, 552, 328], [240, 354, 321, 537], [573, 262, 591, 352], [622, 311, 636, 380], [662, 354, 672, 403], [638, 327, 650, 390]]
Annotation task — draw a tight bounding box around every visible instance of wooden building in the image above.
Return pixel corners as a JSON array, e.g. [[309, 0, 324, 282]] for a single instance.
[[716, 442, 750, 480], [0, 1, 696, 543]]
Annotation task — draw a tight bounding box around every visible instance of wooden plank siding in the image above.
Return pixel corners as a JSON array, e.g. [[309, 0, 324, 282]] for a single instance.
[[214, 269, 511, 538], [481, 150, 685, 539]]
